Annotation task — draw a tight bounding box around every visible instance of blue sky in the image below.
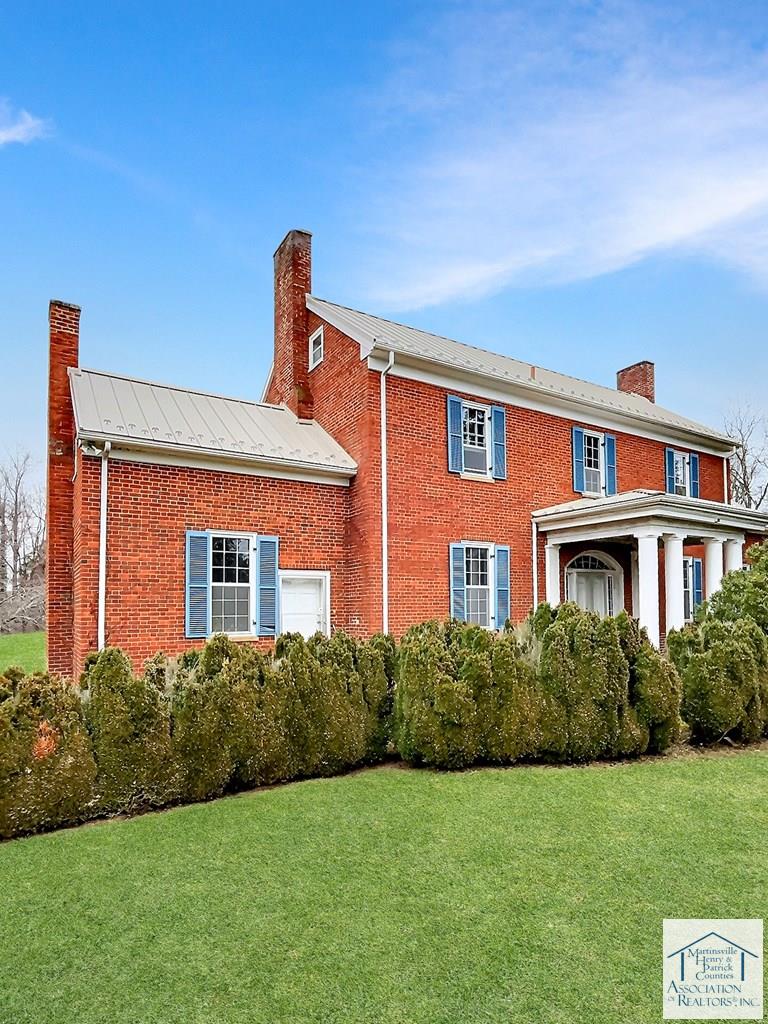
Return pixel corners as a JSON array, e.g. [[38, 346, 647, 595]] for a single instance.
[[2, 0, 768, 479]]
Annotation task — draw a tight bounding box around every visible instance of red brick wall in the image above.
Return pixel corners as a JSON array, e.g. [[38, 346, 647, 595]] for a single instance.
[[268, 314, 384, 635], [382, 372, 728, 634], [71, 457, 350, 674], [46, 300, 80, 677]]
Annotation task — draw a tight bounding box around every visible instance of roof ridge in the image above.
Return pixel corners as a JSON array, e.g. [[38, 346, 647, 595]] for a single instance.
[[71, 366, 287, 413]]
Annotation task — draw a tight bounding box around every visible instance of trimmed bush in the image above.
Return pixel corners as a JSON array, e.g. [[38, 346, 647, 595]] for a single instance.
[[395, 605, 682, 769], [669, 618, 768, 744], [0, 670, 96, 838], [82, 648, 178, 813], [706, 541, 768, 634]]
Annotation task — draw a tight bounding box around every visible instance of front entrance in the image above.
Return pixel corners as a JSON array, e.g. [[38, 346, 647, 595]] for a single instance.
[[279, 572, 329, 638], [564, 552, 623, 617]]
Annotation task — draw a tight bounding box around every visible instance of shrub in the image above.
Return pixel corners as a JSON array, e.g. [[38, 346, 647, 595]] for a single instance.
[[82, 648, 178, 813], [670, 618, 768, 744], [395, 606, 683, 769], [395, 621, 481, 769], [0, 670, 96, 838], [706, 541, 768, 635]]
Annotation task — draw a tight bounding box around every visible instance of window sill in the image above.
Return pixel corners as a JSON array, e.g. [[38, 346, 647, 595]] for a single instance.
[[460, 472, 496, 484]]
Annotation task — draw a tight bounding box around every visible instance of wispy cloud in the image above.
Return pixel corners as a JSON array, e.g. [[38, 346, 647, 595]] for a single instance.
[[0, 98, 48, 147], [350, 1, 768, 309]]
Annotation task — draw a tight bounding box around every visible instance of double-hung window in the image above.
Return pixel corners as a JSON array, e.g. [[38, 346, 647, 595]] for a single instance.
[[665, 448, 699, 498], [682, 555, 703, 622], [449, 541, 510, 629], [185, 531, 280, 639], [583, 430, 603, 494], [447, 396, 507, 479], [462, 403, 491, 476], [572, 427, 617, 496], [464, 545, 491, 625], [211, 535, 251, 633]]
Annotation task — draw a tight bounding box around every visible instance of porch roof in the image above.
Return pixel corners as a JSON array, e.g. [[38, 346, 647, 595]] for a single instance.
[[533, 489, 768, 541]]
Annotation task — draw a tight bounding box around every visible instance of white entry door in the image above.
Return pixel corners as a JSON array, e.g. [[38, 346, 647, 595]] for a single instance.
[[569, 572, 609, 616], [280, 573, 328, 638]]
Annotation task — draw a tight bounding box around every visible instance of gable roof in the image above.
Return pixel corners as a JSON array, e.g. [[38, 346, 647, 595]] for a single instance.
[[306, 296, 734, 450], [69, 367, 357, 478]]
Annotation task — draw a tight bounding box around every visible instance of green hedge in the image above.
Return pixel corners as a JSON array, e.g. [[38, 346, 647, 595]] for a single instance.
[[0, 629, 394, 839], [667, 540, 768, 745], [394, 605, 682, 769], [668, 618, 768, 744], [0, 669, 96, 839]]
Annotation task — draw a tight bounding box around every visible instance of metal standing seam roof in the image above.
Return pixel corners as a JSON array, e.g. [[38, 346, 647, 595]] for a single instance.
[[69, 367, 357, 475], [306, 295, 735, 447]]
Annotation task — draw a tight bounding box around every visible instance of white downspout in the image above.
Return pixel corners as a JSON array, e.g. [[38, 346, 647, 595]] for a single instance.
[[97, 441, 111, 650], [531, 518, 538, 609], [380, 351, 395, 634]]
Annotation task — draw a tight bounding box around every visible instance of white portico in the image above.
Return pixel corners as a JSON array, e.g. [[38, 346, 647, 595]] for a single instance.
[[534, 490, 768, 647]]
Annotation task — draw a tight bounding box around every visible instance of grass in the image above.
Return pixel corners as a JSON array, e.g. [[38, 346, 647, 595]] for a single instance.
[[1, 751, 767, 1024], [0, 631, 46, 674]]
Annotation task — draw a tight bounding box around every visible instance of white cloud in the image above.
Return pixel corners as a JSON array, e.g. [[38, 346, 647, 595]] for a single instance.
[[350, 2, 768, 310], [0, 99, 48, 147]]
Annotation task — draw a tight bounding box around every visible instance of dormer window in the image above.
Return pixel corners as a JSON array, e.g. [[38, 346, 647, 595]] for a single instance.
[[309, 326, 324, 370]]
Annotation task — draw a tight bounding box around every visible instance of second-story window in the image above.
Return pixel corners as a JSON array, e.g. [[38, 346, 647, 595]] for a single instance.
[[462, 403, 490, 475], [583, 430, 603, 494], [665, 448, 699, 498]]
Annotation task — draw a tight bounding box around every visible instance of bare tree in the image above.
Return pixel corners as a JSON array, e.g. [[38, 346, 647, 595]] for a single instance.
[[724, 407, 768, 511], [0, 450, 45, 633]]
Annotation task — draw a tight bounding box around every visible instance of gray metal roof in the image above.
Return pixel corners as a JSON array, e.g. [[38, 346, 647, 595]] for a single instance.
[[69, 367, 357, 477], [307, 296, 734, 448]]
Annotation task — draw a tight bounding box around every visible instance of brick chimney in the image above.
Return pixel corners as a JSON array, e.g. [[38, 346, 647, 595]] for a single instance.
[[617, 360, 655, 402], [47, 300, 80, 677], [273, 229, 313, 419]]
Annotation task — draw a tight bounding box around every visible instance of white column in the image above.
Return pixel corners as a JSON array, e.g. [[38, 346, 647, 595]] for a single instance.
[[704, 537, 724, 598], [636, 532, 660, 648], [545, 543, 561, 606], [663, 533, 685, 635], [724, 537, 744, 575]]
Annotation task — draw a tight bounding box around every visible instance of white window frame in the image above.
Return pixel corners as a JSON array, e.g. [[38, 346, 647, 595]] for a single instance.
[[278, 569, 331, 638], [682, 555, 694, 622], [461, 401, 493, 479], [582, 429, 604, 496], [308, 326, 324, 371], [455, 540, 497, 628], [209, 530, 258, 637], [672, 450, 690, 497]]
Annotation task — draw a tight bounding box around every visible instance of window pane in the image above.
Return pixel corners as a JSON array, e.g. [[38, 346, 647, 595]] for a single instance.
[[462, 407, 487, 473], [211, 583, 250, 633], [466, 588, 490, 626]]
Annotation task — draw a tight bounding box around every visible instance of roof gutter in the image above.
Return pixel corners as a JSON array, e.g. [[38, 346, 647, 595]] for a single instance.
[[76, 432, 357, 480]]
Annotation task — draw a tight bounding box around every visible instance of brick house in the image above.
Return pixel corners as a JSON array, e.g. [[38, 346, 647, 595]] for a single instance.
[[46, 229, 768, 676]]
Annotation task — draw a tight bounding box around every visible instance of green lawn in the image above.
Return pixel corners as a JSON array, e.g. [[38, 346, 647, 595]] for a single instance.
[[0, 631, 46, 674], [1, 751, 766, 1024]]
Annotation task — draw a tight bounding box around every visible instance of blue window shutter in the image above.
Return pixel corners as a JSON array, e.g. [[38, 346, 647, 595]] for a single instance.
[[665, 448, 676, 493], [693, 557, 703, 609], [604, 434, 617, 496], [689, 453, 700, 498], [257, 536, 280, 637], [495, 545, 510, 628], [185, 531, 210, 638], [447, 396, 464, 473], [491, 406, 507, 480], [572, 427, 585, 493], [450, 543, 466, 621]]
